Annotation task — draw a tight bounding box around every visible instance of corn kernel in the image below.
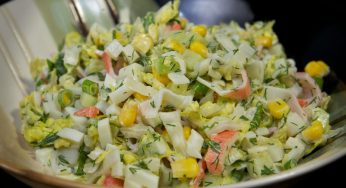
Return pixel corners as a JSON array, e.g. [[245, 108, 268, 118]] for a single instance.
[[171, 157, 199, 178], [192, 25, 207, 37], [54, 138, 71, 149], [183, 126, 191, 140], [268, 99, 290, 119], [152, 68, 171, 85], [170, 39, 185, 54], [133, 92, 148, 101], [190, 41, 208, 58], [302, 120, 324, 142], [304, 60, 330, 77], [114, 31, 129, 46], [256, 34, 273, 48], [119, 100, 138, 127], [123, 153, 137, 164], [131, 34, 153, 55]]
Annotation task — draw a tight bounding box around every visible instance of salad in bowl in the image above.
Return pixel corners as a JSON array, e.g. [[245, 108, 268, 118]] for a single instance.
[[19, 0, 336, 187]]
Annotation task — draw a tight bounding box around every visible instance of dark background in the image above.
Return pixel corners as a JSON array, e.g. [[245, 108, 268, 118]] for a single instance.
[[1, 0, 346, 187]]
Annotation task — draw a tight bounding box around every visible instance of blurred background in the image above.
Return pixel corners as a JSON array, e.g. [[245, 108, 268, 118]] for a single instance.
[[1, 0, 345, 187]]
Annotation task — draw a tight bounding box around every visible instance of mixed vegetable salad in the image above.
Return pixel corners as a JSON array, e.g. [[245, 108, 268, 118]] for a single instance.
[[20, 0, 336, 187]]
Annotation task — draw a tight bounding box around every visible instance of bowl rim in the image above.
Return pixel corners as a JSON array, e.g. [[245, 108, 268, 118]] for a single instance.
[[1, 145, 345, 188]]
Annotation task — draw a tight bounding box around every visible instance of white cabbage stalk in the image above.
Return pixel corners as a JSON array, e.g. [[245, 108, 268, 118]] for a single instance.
[[247, 146, 268, 154], [124, 165, 159, 188], [43, 93, 62, 118], [163, 52, 186, 72], [167, 72, 190, 85], [84, 160, 100, 174], [159, 111, 187, 155], [109, 84, 134, 105], [105, 40, 123, 60], [295, 72, 322, 108], [139, 89, 193, 127], [96, 100, 109, 114], [102, 144, 124, 178], [88, 147, 104, 160], [58, 147, 79, 165], [124, 180, 141, 188], [186, 129, 204, 159], [105, 104, 121, 115], [204, 117, 242, 138], [142, 157, 160, 174], [245, 59, 264, 82], [255, 127, 270, 136], [36, 148, 56, 168], [97, 118, 113, 149], [233, 43, 256, 65], [311, 108, 329, 128], [215, 33, 237, 52], [64, 45, 80, 65], [57, 128, 84, 144], [104, 74, 117, 89], [123, 44, 140, 63], [120, 124, 153, 139], [286, 112, 306, 136], [124, 76, 157, 97], [267, 144, 284, 162], [118, 63, 144, 81], [200, 101, 222, 118], [282, 137, 306, 164], [225, 148, 246, 165]]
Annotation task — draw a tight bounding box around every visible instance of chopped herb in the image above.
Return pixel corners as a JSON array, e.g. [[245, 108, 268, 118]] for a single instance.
[[37, 133, 59, 147], [142, 12, 155, 32], [166, 123, 176, 127], [261, 165, 275, 175], [187, 35, 195, 47], [150, 100, 156, 108], [39, 112, 50, 123], [204, 181, 212, 186], [129, 167, 140, 174], [284, 159, 297, 170], [249, 138, 257, 144], [239, 115, 249, 121], [135, 160, 149, 170], [207, 140, 221, 153], [75, 144, 89, 176], [163, 105, 175, 111], [55, 53, 67, 77], [232, 48, 239, 55], [250, 105, 263, 130], [58, 155, 70, 165], [203, 122, 218, 130], [232, 170, 245, 181]]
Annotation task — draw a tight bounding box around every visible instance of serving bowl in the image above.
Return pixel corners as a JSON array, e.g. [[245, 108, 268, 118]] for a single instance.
[[1, 0, 346, 187]]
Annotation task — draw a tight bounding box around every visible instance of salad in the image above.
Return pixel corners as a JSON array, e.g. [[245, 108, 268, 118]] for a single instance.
[[20, 0, 335, 187]]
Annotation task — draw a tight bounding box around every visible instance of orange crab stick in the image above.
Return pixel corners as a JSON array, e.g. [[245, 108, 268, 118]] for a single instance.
[[227, 70, 251, 100], [102, 52, 115, 75], [191, 160, 206, 188], [74, 106, 100, 118], [204, 130, 238, 175]]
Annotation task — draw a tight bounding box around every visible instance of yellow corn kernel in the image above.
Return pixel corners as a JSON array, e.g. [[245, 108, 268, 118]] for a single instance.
[[304, 60, 330, 77], [169, 39, 185, 54], [171, 157, 199, 178], [152, 68, 171, 85], [133, 92, 148, 101], [190, 41, 208, 58], [114, 31, 129, 46], [119, 100, 138, 127], [256, 34, 273, 48], [183, 127, 191, 140], [268, 99, 290, 119], [192, 25, 207, 37], [131, 34, 153, 55], [302, 120, 324, 142], [95, 150, 110, 164], [54, 138, 71, 149], [123, 153, 137, 164]]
